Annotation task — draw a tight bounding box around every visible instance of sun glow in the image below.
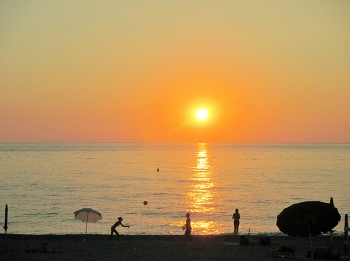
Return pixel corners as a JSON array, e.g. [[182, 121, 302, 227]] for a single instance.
[[196, 109, 208, 120]]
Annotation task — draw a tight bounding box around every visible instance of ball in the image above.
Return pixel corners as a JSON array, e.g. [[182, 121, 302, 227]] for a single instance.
[[143, 201, 148, 205]]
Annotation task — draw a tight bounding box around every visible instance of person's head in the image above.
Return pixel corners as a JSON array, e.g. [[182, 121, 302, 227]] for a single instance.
[[118, 217, 123, 221], [235, 209, 239, 213], [186, 213, 190, 218]]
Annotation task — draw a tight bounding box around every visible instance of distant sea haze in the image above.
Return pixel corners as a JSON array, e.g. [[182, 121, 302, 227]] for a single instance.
[[1, 143, 349, 235]]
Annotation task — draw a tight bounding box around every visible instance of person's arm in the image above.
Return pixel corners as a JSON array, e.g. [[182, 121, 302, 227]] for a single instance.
[[121, 222, 130, 227]]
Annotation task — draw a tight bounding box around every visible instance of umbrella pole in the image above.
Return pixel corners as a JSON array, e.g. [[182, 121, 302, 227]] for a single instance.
[[4, 204, 8, 240], [309, 226, 313, 254], [85, 211, 89, 234], [345, 214, 348, 256]]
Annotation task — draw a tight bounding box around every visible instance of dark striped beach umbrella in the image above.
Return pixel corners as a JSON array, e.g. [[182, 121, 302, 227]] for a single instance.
[[276, 198, 341, 237]]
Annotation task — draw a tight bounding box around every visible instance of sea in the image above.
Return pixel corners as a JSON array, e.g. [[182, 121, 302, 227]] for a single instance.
[[0, 143, 349, 236]]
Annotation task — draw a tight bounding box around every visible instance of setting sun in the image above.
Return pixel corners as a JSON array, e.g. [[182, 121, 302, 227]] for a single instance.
[[196, 109, 209, 120]]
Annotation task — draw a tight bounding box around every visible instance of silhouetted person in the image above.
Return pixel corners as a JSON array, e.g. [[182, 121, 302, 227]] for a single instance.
[[232, 208, 240, 234], [182, 213, 192, 241], [110, 217, 129, 241]]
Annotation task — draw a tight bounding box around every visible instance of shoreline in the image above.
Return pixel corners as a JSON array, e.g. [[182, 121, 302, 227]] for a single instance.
[[1, 232, 345, 240], [1, 234, 349, 260]]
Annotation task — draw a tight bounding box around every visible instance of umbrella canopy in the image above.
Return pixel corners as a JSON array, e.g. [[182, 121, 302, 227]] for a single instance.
[[276, 198, 341, 237], [74, 208, 102, 233]]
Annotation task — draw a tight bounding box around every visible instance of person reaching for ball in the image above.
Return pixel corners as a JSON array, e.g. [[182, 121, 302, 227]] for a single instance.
[[110, 217, 129, 241]]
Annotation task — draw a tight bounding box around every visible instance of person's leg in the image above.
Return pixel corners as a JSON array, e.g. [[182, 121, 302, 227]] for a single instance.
[[234, 221, 239, 234], [185, 229, 192, 241], [110, 228, 114, 240], [110, 228, 118, 241]]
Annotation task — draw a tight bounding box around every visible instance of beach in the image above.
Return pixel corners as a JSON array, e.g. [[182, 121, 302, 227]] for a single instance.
[[1, 234, 349, 260]]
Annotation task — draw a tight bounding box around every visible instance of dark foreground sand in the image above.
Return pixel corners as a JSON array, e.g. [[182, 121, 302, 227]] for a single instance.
[[1, 234, 349, 261]]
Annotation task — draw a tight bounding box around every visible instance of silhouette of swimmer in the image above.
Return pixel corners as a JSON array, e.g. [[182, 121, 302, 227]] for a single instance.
[[110, 217, 129, 240], [182, 213, 192, 241], [232, 209, 240, 234]]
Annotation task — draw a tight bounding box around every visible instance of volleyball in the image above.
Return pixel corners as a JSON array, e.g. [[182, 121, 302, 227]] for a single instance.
[[143, 201, 148, 205]]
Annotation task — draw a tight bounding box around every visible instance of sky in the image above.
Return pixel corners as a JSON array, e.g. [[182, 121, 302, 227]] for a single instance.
[[1, 0, 349, 143]]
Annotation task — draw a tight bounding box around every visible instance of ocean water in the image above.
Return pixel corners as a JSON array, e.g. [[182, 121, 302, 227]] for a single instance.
[[0, 143, 349, 236]]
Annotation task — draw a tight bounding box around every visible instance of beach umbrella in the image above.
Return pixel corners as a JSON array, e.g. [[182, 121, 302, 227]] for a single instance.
[[3, 204, 8, 235], [277, 198, 341, 253], [74, 208, 102, 233], [276, 198, 341, 237]]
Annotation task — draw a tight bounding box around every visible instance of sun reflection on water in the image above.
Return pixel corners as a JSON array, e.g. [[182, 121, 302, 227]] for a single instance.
[[186, 143, 220, 234]]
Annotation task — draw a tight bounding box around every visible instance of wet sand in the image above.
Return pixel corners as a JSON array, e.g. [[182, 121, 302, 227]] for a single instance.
[[1, 234, 349, 260]]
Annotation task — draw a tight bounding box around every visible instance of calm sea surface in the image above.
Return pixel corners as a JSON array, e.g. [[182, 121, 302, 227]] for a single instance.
[[0, 143, 349, 236]]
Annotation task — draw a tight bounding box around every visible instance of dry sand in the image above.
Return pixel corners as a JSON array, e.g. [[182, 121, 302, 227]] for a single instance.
[[1, 234, 349, 260]]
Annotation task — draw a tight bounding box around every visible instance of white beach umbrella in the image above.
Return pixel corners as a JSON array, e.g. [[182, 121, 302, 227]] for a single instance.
[[74, 208, 102, 233]]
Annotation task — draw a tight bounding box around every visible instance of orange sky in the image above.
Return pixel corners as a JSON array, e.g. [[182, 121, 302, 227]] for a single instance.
[[1, 1, 349, 143]]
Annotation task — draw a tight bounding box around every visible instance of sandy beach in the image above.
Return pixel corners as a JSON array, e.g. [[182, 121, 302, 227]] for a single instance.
[[1, 234, 349, 260]]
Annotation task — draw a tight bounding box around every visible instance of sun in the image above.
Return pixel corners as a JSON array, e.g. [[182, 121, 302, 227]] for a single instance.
[[196, 109, 208, 120]]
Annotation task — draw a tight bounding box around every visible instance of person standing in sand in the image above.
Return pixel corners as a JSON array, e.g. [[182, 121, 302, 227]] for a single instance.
[[182, 213, 192, 241], [232, 209, 240, 234], [110, 217, 129, 241]]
